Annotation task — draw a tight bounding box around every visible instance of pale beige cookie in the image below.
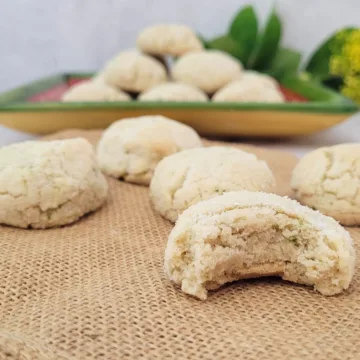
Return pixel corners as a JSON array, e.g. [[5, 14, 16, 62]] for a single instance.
[[137, 24, 203, 56], [62, 80, 131, 102], [165, 191, 356, 300], [138, 82, 208, 102], [239, 70, 279, 89], [91, 73, 107, 84], [171, 50, 243, 94], [150, 146, 275, 222], [291, 143, 360, 226], [212, 79, 285, 103], [101, 50, 167, 92], [97, 115, 202, 185], [0, 138, 108, 229]]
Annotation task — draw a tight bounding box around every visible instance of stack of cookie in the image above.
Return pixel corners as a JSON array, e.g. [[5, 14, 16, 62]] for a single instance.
[[0, 115, 357, 300], [61, 24, 284, 103]]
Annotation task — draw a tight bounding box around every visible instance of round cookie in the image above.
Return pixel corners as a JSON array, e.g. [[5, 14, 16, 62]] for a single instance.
[[62, 81, 131, 102], [101, 50, 167, 92], [239, 70, 279, 89], [91, 73, 107, 84], [165, 191, 356, 300], [138, 82, 208, 102], [0, 138, 108, 229], [291, 143, 360, 226], [150, 146, 275, 222], [137, 24, 203, 56], [212, 79, 285, 103], [171, 50, 243, 94], [97, 115, 202, 185]]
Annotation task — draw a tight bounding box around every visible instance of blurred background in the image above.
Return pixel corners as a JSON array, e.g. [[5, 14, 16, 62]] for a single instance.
[[0, 0, 359, 150], [1, 0, 360, 92]]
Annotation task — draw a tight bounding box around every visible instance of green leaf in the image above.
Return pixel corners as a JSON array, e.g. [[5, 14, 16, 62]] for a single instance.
[[305, 27, 354, 79], [250, 8, 282, 70], [267, 47, 301, 80], [208, 35, 247, 62], [229, 5, 258, 64], [281, 73, 353, 104], [305, 37, 334, 79]]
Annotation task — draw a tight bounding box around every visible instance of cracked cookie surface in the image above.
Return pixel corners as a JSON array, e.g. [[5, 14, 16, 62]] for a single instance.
[[138, 82, 208, 102], [102, 50, 167, 92], [212, 78, 285, 103], [97, 116, 202, 185], [171, 50, 243, 94], [0, 138, 108, 229], [61, 80, 131, 102], [150, 146, 275, 222], [164, 191, 356, 300], [291, 143, 360, 226], [137, 24, 203, 56], [238, 70, 279, 89]]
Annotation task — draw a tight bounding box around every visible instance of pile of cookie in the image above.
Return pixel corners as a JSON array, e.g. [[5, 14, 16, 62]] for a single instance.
[[0, 115, 357, 300], [62, 24, 284, 103]]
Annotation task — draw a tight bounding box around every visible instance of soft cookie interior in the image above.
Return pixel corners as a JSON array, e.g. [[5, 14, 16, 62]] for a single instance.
[[165, 191, 355, 300]]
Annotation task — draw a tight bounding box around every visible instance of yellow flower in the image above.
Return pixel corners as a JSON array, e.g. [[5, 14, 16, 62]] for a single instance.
[[330, 55, 347, 75], [343, 31, 360, 73], [329, 29, 360, 103], [342, 75, 360, 103]]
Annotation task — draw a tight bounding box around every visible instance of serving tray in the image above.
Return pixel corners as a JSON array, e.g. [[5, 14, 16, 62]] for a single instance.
[[0, 73, 357, 137]]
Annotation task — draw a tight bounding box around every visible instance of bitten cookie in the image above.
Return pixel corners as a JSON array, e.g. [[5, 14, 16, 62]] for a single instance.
[[138, 82, 208, 102], [97, 115, 202, 185], [101, 50, 167, 92], [0, 138, 108, 229], [212, 79, 285, 103], [150, 146, 275, 222], [291, 143, 360, 226], [171, 50, 243, 94], [165, 191, 356, 300], [137, 24, 203, 56], [62, 81, 131, 102]]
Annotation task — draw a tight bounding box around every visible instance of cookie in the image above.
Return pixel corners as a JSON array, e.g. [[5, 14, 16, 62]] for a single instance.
[[165, 191, 356, 300], [212, 79, 285, 103], [91, 73, 107, 84], [0, 138, 108, 229], [62, 81, 131, 102], [150, 146, 275, 222], [239, 70, 279, 89], [137, 24, 203, 56], [101, 50, 167, 92], [97, 115, 202, 185], [291, 143, 360, 226], [138, 82, 208, 102], [171, 50, 243, 94]]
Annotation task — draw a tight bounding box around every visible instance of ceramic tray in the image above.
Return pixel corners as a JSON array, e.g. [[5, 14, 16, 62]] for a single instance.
[[0, 73, 357, 137]]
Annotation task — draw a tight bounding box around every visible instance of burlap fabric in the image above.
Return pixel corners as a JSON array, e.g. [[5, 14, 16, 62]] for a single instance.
[[1, 130, 359, 360]]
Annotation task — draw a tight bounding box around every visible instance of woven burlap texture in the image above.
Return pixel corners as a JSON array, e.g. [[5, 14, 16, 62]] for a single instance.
[[0, 130, 359, 360]]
